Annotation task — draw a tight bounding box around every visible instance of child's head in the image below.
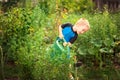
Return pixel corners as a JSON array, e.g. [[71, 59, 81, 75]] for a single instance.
[[73, 18, 90, 34]]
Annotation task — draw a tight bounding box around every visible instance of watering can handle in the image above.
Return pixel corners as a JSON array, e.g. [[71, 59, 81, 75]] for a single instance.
[[57, 37, 66, 42], [57, 37, 70, 58]]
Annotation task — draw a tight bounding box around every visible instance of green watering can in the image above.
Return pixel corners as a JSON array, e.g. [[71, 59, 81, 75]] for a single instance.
[[50, 37, 70, 59]]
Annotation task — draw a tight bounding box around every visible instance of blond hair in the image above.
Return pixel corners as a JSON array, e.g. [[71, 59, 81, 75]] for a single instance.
[[75, 18, 90, 29]]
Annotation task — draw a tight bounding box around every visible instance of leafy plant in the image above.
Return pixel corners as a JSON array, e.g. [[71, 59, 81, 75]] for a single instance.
[[76, 11, 119, 68]]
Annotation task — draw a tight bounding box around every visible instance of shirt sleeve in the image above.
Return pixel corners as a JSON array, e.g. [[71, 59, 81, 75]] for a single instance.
[[69, 34, 78, 44], [61, 23, 73, 29]]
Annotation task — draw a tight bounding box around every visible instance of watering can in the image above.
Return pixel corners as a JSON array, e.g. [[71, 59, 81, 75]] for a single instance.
[[50, 37, 70, 60]]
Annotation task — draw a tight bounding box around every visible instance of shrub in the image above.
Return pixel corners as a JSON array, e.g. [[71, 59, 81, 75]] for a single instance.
[[75, 11, 119, 68]]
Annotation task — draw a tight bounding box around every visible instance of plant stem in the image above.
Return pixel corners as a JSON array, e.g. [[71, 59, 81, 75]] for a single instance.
[[0, 46, 4, 80]]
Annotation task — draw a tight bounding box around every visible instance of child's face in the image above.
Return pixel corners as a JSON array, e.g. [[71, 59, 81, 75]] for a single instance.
[[73, 18, 90, 34], [74, 25, 89, 34]]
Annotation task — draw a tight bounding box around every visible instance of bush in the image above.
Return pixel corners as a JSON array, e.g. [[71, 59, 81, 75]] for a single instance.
[[75, 11, 119, 68]]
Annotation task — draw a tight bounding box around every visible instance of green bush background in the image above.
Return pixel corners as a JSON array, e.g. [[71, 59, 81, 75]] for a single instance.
[[0, 0, 120, 80]]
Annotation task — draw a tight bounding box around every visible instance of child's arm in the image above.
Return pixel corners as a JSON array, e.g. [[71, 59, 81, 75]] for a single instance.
[[59, 25, 63, 39], [58, 24, 72, 47]]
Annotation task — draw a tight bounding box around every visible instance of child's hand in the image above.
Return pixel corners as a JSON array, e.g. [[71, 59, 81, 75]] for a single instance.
[[63, 42, 72, 47], [68, 42, 72, 47], [63, 42, 67, 46]]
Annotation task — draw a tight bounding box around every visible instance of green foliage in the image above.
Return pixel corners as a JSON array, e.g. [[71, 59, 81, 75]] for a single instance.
[[75, 11, 119, 68], [60, 0, 94, 13], [38, 0, 94, 15], [32, 55, 71, 80], [0, 0, 21, 12], [0, 8, 32, 61], [1, 1, 120, 80], [0, 5, 49, 79]]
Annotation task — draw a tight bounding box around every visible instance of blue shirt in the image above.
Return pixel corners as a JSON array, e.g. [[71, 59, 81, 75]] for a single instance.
[[61, 23, 78, 43]]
